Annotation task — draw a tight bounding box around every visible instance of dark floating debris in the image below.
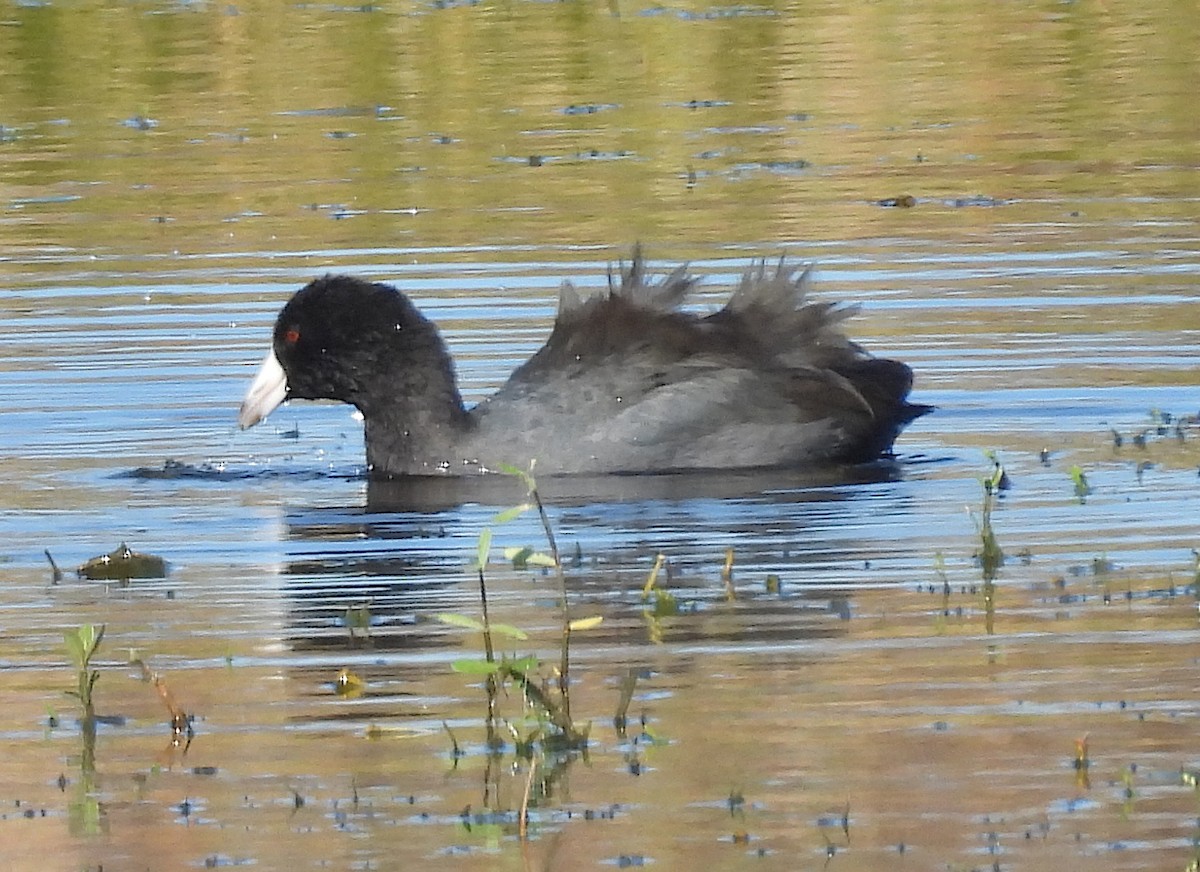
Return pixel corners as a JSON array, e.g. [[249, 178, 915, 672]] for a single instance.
[[877, 195, 917, 208], [560, 102, 619, 115], [126, 459, 239, 479], [77, 543, 168, 581], [123, 459, 355, 482]]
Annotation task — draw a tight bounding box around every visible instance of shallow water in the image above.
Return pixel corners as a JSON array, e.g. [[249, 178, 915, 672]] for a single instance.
[[2, 0, 1199, 870]]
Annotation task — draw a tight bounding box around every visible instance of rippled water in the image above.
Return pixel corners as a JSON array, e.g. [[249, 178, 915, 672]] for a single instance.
[[2, 0, 1199, 870]]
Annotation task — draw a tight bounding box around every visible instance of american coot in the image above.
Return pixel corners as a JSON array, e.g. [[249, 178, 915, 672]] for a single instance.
[[239, 250, 930, 477]]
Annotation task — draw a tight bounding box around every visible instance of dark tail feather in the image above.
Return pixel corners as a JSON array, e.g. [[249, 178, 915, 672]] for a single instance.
[[838, 358, 932, 460]]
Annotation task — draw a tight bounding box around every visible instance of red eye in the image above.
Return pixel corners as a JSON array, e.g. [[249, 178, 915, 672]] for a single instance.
[[284, 327, 301, 345]]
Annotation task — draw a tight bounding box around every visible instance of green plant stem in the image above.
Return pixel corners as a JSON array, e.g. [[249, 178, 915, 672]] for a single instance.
[[474, 564, 501, 735], [529, 485, 571, 722], [476, 566, 496, 665]]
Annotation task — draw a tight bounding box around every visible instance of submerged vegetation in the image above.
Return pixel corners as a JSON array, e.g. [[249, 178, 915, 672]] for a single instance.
[[435, 464, 600, 825]]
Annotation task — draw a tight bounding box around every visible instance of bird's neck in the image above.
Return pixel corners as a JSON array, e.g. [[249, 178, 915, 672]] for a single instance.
[[359, 373, 472, 477]]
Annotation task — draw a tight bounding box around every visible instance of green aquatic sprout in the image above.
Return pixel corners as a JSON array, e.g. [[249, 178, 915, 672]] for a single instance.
[[499, 463, 599, 741], [971, 479, 1004, 581], [1069, 465, 1092, 502], [639, 553, 679, 644], [64, 624, 107, 836], [435, 465, 597, 755], [613, 669, 639, 735], [982, 449, 1010, 493], [969, 459, 1005, 634], [64, 624, 105, 727], [343, 601, 372, 645]]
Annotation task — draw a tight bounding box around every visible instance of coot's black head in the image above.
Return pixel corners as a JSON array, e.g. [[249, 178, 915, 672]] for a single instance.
[[239, 275, 461, 429]]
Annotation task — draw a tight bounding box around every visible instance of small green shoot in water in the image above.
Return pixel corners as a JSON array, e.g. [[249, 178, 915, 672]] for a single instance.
[[970, 463, 1004, 581], [982, 450, 1010, 493], [64, 624, 105, 725], [1069, 465, 1092, 502], [613, 669, 639, 733], [438, 464, 599, 755], [640, 554, 678, 643], [721, 548, 735, 599], [343, 601, 372, 644], [970, 456, 1005, 634], [65, 624, 107, 837]]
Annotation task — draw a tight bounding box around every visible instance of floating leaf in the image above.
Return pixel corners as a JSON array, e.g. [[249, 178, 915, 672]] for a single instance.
[[568, 615, 604, 632]]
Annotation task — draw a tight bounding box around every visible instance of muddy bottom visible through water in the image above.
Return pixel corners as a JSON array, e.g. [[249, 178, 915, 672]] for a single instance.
[[2, 0, 1199, 869]]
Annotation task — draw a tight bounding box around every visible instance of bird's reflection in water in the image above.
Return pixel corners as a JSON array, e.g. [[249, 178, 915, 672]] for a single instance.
[[276, 462, 923, 654]]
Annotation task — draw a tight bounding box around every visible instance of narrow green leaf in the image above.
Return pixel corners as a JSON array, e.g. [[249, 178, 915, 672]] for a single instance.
[[492, 504, 532, 524], [497, 463, 535, 488], [568, 615, 604, 632], [451, 659, 502, 675], [434, 612, 486, 632], [488, 623, 529, 640], [475, 528, 492, 569], [64, 631, 86, 670]]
